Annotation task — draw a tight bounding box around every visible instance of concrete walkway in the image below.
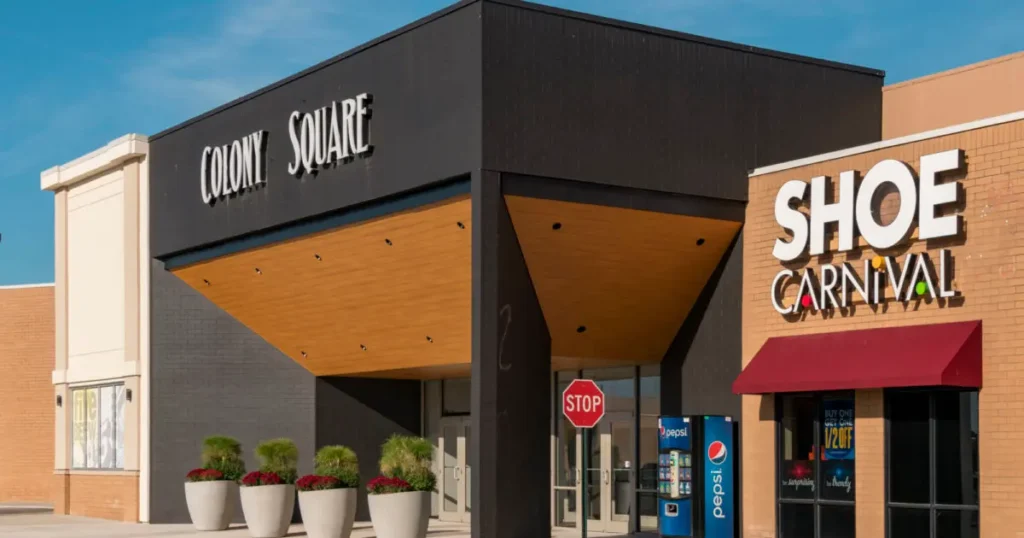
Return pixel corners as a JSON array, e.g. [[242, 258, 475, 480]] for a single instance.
[[0, 508, 642, 538]]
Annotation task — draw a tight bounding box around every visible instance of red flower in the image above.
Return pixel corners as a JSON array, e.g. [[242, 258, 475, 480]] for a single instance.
[[186, 468, 225, 482], [366, 475, 412, 495], [296, 474, 342, 492], [241, 471, 283, 487]]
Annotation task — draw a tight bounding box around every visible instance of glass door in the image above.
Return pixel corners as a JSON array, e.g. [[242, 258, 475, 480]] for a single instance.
[[554, 368, 635, 533], [438, 416, 471, 523], [604, 412, 633, 534]]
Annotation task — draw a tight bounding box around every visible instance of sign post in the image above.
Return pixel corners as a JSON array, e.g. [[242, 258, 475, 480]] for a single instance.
[[562, 379, 606, 538]]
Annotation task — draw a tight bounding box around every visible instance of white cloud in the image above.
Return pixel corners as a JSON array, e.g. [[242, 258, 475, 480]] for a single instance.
[[123, 0, 356, 114]]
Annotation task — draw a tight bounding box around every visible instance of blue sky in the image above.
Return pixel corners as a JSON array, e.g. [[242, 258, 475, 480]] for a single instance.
[[0, 0, 1021, 285]]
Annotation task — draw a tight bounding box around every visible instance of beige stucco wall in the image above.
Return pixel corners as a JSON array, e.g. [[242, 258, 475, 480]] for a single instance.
[[67, 167, 128, 378], [742, 116, 1024, 537], [42, 134, 150, 522], [883, 51, 1024, 139]]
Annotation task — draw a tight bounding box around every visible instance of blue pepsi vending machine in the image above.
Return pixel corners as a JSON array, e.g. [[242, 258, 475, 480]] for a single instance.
[[657, 416, 694, 537], [658, 415, 736, 538], [701, 415, 736, 538]]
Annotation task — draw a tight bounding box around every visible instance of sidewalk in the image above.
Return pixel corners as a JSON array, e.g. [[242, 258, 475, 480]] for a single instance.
[[0, 508, 642, 538]]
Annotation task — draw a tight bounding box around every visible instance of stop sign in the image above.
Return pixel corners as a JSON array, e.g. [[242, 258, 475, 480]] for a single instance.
[[562, 379, 605, 428]]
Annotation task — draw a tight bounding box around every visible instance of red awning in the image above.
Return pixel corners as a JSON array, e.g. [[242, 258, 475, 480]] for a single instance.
[[733, 321, 982, 394]]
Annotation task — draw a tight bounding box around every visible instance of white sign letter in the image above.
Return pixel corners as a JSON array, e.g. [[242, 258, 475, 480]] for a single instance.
[[856, 159, 917, 249], [809, 173, 855, 255], [773, 180, 809, 261], [919, 149, 962, 240], [200, 147, 213, 204], [287, 111, 302, 176]]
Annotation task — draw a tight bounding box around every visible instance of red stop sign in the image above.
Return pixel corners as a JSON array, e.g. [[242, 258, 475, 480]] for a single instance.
[[562, 379, 605, 428]]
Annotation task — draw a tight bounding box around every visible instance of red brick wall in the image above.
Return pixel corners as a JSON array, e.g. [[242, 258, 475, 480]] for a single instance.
[[743, 119, 1024, 537], [0, 286, 55, 503], [58, 472, 139, 522]]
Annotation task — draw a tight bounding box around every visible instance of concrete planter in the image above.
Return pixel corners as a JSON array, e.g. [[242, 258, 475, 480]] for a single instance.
[[298, 488, 357, 538], [184, 481, 237, 531], [239, 484, 296, 538], [368, 491, 430, 538]]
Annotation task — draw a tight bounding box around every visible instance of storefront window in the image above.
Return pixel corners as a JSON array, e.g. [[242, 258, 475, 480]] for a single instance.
[[71, 384, 126, 470], [777, 393, 855, 538], [441, 378, 470, 416], [886, 390, 979, 538]]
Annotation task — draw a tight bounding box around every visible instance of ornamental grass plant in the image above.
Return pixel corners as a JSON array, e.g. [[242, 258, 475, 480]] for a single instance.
[[199, 435, 245, 481], [314, 445, 360, 488], [254, 438, 299, 484], [376, 435, 436, 493]]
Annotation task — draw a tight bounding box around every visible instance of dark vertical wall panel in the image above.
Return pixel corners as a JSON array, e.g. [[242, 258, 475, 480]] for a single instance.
[[315, 377, 421, 521], [149, 259, 316, 523], [482, 2, 883, 202], [471, 171, 551, 538], [662, 230, 743, 420], [149, 3, 482, 258]]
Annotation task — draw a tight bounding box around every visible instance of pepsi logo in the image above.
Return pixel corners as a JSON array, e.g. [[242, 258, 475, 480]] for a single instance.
[[707, 440, 727, 465]]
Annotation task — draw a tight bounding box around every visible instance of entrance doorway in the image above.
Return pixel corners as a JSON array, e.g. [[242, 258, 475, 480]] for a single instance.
[[554, 367, 652, 534], [438, 416, 471, 523]]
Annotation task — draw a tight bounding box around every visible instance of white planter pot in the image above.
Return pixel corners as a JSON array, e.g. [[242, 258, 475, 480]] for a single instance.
[[184, 480, 237, 531], [298, 488, 357, 538], [239, 484, 295, 538], [368, 491, 430, 538]]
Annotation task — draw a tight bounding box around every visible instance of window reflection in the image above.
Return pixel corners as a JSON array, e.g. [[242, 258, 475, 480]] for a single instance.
[[888, 391, 930, 504], [886, 390, 980, 538], [780, 395, 816, 500]]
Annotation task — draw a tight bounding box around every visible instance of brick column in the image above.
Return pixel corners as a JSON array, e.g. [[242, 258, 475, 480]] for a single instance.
[[855, 390, 885, 538]]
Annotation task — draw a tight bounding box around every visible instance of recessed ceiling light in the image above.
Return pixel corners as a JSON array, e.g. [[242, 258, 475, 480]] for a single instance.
[[696, 238, 705, 246], [552, 222, 562, 230], [576, 325, 587, 334], [426, 336, 433, 343], [203, 279, 211, 286], [457, 221, 465, 229], [385, 238, 392, 246], [254, 268, 262, 274], [360, 344, 367, 351], [314, 253, 322, 261]]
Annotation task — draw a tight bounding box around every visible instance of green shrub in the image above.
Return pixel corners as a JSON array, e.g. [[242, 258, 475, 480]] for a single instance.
[[314, 445, 359, 488], [379, 435, 436, 493], [255, 438, 299, 484], [201, 436, 245, 481]]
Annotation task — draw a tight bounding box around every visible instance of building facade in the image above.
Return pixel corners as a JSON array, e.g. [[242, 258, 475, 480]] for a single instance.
[[10, 1, 1021, 537], [0, 284, 54, 505], [736, 53, 1024, 537], [133, 3, 879, 536], [41, 134, 151, 521]]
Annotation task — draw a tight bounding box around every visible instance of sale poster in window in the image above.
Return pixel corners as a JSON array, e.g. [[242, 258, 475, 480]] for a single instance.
[[821, 398, 855, 501], [823, 399, 854, 460]]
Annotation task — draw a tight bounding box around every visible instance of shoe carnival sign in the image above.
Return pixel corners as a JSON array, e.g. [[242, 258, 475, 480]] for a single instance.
[[199, 92, 373, 205], [770, 149, 963, 316]]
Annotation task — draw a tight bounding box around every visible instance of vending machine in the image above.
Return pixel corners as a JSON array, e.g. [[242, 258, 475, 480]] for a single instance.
[[657, 416, 694, 537], [658, 415, 736, 538]]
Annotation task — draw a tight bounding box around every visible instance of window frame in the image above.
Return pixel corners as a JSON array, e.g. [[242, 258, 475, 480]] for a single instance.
[[884, 388, 980, 538], [70, 382, 126, 471], [775, 391, 857, 538]]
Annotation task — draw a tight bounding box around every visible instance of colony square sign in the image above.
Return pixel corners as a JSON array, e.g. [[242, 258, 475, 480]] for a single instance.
[[199, 92, 373, 205], [770, 149, 964, 316]]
